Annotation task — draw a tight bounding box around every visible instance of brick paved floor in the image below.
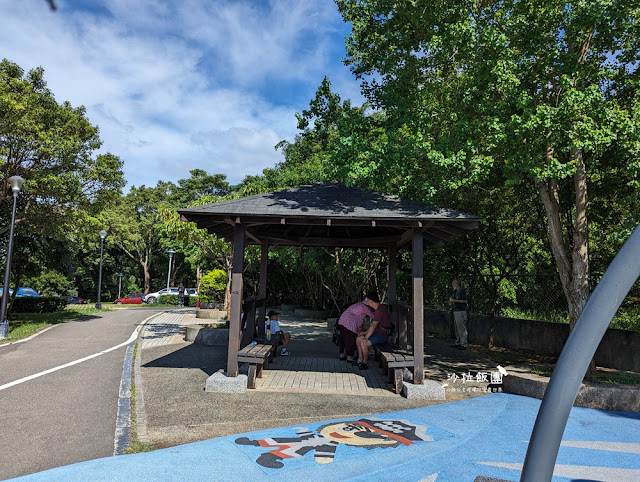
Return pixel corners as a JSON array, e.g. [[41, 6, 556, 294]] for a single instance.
[[255, 355, 395, 396], [140, 310, 396, 395]]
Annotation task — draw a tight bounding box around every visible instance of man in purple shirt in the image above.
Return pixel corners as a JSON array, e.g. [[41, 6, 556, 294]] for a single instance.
[[354, 292, 391, 370], [337, 298, 374, 362]]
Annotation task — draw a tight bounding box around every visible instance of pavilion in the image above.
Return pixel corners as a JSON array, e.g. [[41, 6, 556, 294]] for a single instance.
[[178, 181, 480, 386]]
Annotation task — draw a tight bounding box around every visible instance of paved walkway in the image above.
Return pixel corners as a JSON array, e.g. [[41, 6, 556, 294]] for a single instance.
[[18, 393, 640, 481], [139, 309, 200, 349], [138, 311, 404, 396], [255, 356, 394, 395], [137, 310, 502, 396]]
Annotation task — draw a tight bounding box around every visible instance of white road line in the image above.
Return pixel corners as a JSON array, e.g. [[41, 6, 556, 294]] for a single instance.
[[0, 323, 144, 392]]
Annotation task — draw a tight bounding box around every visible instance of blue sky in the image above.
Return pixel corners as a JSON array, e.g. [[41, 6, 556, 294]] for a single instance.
[[1, 0, 363, 188]]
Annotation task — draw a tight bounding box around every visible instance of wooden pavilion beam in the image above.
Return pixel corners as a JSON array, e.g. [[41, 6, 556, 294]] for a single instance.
[[256, 236, 400, 249], [412, 228, 425, 384], [193, 215, 447, 229], [195, 218, 226, 230], [426, 228, 451, 243], [388, 241, 398, 342], [227, 223, 245, 378], [257, 240, 269, 338]]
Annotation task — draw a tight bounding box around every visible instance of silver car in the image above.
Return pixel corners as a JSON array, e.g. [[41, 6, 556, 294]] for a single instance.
[[143, 287, 179, 303]]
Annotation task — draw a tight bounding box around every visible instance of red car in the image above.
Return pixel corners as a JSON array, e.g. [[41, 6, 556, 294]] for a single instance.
[[114, 293, 145, 304]]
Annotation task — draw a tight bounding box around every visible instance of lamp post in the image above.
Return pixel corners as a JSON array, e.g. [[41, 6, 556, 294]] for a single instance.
[[117, 273, 124, 299], [0, 175, 25, 339], [166, 248, 176, 289], [95, 230, 107, 309]]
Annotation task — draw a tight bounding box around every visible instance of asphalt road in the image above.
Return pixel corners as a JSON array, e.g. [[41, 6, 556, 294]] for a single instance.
[[0, 308, 166, 480]]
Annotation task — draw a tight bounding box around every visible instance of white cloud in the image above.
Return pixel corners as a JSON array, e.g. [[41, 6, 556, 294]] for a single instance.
[[0, 0, 359, 188]]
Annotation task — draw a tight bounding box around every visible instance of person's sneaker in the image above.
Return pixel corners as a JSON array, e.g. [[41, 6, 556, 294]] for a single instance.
[[456, 345, 467, 351], [281, 349, 291, 356], [358, 362, 369, 370], [351, 360, 361, 366]]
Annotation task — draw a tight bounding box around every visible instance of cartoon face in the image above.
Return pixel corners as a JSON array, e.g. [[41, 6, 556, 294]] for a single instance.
[[319, 421, 400, 447]]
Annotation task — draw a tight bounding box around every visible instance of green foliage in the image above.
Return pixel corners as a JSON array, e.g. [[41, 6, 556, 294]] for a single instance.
[[23, 270, 74, 296], [11, 296, 67, 314], [169, 169, 230, 206], [199, 269, 227, 303], [498, 307, 569, 324], [0, 58, 125, 233], [157, 294, 191, 306], [610, 307, 640, 331]]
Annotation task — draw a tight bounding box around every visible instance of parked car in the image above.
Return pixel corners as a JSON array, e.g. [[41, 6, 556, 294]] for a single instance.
[[0, 287, 40, 297], [143, 287, 180, 303], [16, 287, 40, 297], [114, 293, 145, 305], [67, 296, 88, 304], [186, 288, 198, 297]]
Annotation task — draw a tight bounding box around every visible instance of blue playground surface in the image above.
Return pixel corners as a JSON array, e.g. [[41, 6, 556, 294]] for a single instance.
[[17, 393, 640, 481]]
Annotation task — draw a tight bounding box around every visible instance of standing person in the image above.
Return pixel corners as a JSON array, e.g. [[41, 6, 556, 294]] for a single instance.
[[354, 292, 391, 369], [337, 299, 374, 362], [450, 279, 469, 350], [178, 284, 185, 307], [266, 311, 292, 356]]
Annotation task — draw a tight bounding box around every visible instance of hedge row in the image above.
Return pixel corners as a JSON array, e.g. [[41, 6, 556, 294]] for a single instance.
[[12, 296, 67, 313], [157, 294, 192, 306]]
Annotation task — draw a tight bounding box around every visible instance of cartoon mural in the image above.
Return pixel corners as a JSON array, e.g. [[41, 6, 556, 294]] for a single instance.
[[235, 417, 433, 469]]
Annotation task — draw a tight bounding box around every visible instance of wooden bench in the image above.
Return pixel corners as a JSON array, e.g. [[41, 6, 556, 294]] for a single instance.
[[237, 343, 277, 389], [373, 343, 414, 394]]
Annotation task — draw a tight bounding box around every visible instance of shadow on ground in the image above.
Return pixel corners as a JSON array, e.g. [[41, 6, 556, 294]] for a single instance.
[[143, 343, 226, 377]]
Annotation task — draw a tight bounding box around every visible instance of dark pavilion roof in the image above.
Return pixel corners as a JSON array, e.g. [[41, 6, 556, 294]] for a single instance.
[[178, 181, 481, 248]]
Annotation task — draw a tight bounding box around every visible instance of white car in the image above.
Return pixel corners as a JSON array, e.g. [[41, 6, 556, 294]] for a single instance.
[[143, 287, 179, 303]]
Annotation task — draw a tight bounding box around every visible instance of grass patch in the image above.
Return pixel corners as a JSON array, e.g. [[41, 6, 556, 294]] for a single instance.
[[529, 364, 640, 385], [203, 321, 229, 329], [2, 306, 113, 342], [123, 340, 156, 455], [530, 365, 553, 377], [498, 305, 640, 331], [586, 371, 640, 385], [498, 307, 569, 324], [124, 440, 154, 454]]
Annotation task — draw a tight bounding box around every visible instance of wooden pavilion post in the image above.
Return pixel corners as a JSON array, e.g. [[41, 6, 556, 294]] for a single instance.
[[387, 242, 398, 342], [412, 228, 425, 384], [257, 240, 269, 339], [227, 223, 245, 377]]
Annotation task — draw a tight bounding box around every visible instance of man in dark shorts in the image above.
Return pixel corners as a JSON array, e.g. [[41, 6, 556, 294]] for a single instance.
[[450, 279, 469, 350], [354, 292, 391, 369]]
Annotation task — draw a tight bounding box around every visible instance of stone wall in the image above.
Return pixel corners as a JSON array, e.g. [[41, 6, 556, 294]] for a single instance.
[[425, 309, 640, 372]]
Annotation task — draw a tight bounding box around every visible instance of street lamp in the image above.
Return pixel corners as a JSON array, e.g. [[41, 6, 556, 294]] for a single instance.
[[117, 273, 124, 299], [0, 176, 25, 339], [166, 248, 176, 289], [95, 229, 107, 309]]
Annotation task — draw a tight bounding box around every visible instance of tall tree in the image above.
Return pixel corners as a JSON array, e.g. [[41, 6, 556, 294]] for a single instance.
[[0, 59, 125, 235], [336, 1, 640, 345], [100, 185, 169, 293]]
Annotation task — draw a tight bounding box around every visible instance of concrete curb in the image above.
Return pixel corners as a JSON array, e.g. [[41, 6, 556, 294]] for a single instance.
[[503, 365, 640, 412], [113, 313, 161, 455], [133, 336, 149, 444]]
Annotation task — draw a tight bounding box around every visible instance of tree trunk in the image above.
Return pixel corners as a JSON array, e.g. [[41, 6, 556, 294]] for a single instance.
[[535, 147, 595, 374], [143, 263, 151, 294], [571, 148, 595, 373]]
